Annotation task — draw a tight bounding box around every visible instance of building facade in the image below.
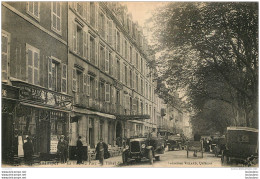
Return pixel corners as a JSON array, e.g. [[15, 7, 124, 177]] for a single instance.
[[2, 2, 178, 163], [2, 2, 72, 163]]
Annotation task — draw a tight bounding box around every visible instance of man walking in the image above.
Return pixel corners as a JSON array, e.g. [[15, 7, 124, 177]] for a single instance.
[[96, 138, 108, 166], [57, 135, 68, 163]]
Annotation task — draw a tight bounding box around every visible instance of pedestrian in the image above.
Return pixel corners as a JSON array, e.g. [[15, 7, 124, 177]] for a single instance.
[[96, 138, 109, 166], [76, 136, 84, 164], [23, 137, 33, 165], [57, 135, 68, 163]]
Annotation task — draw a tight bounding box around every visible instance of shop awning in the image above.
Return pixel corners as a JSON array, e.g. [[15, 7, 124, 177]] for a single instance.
[[20, 102, 71, 113], [116, 115, 150, 120]]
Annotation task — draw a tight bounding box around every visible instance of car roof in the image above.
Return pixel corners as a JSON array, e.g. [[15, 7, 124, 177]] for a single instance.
[[227, 127, 258, 133], [130, 138, 147, 142]]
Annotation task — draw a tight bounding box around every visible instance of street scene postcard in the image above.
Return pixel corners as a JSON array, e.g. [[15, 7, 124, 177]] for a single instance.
[[1, 1, 258, 172]]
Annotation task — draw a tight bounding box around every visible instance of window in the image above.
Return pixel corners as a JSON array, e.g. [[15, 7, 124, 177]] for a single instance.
[[51, 2, 61, 33], [141, 77, 143, 95], [73, 22, 83, 55], [135, 73, 138, 92], [109, 52, 113, 75], [26, 44, 40, 85], [61, 64, 67, 93], [141, 58, 143, 73], [27, 2, 40, 20], [130, 69, 133, 88], [72, 68, 77, 92], [90, 2, 96, 28], [98, 10, 105, 39], [100, 81, 105, 101], [105, 49, 110, 73], [146, 82, 148, 98], [116, 90, 120, 104], [2, 31, 10, 82], [116, 59, 120, 81], [124, 65, 127, 86], [136, 52, 138, 69], [108, 20, 113, 45], [48, 58, 59, 91], [149, 85, 151, 100], [90, 76, 95, 97], [99, 45, 105, 71], [130, 46, 132, 64], [125, 40, 128, 60], [105, 83, 110, 102], [76, 70, 83, 93], [116, 31, 120, 53], [83, 30, 88, 59], [90, 36, 95, 65]]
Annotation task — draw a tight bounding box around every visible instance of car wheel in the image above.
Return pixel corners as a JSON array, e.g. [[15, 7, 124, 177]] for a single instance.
[[155, 156, 160, 161], [222, 155, 228, 165], [122, 152, 128, 165], [148, 150, 153, 165], [135, 158, 141, 162]]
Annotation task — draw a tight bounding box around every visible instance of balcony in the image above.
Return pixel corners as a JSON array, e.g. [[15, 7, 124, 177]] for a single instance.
[[11, 80, 73, 111]]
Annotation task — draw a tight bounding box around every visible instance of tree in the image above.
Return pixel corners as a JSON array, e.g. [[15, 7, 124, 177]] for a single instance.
[[151, 2, 258, 130]]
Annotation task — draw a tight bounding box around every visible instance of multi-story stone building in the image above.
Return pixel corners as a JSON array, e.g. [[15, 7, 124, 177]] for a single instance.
[[67, 2, 161, 152], [2, 2, 72, 163], [2, 1, 179, 163]]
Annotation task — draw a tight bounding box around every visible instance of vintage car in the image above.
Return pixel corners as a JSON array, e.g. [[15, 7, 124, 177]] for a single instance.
[[122, 137, 165, 164], [221, 127, 258, 166], [167, 135, 182, 151]]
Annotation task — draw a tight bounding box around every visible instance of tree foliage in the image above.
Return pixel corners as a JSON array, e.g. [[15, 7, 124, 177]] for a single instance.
[[151, 2, 258, 132]]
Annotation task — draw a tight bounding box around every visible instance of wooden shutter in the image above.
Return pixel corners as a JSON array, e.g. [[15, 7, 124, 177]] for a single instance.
[[86, 2, 90, 23], [95, 39, 98, 67], [61, 64, 67, 93], [105, 48, 109, 73], [73, 22, 77, 52], [87, 74, 90, 96], [83, 73, 87, 94], [72, 68, 77, 92], [83, 30, 88, 58], [105, 83, 110, 102], [95, 78, 98, 99], [108, 20, 113, 45]]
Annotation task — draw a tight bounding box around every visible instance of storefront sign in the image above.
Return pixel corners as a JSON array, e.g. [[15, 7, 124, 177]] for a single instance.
[[50, 135, 59, 154], [12, 81, 72, 110]]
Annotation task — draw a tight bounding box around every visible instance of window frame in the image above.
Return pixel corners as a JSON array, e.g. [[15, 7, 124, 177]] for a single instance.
[[26, 44, 40, 86], [1, 30, 10, 82], [51, 2, 62, 35], [26, 2, 40, 21]]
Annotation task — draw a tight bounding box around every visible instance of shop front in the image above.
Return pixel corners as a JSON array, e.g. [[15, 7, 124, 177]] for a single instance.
[[11, 80, 72, 162], [2, 83, 20, 164]]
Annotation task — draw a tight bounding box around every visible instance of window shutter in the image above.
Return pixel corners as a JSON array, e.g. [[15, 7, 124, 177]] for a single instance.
[[95, 78, 98, 99], [105, 48, 109, 73], [95, 39, 99, 67], [1, 33, 8, 81], [104, 16, 108, 41], [61, 64, 67, 93], [86, 2, 90, 23], [73, 22, 77, 52], [33, 52, 39, 85], [87, 74, 90, 96], [95, 3, 99, 30], [108, 20, 113, 45], [110, 52, 114, 77], [105, 83, 110, 102], [113, 23, 116, 49], [83, 3, 87, 20], [83, 30, 87, 58], [72, 68, 77, 92], [27, 49, 33, 84], [83, 73, 87, 94]]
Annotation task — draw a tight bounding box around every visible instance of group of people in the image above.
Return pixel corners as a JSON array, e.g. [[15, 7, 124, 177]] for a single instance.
[[22, 135, 109, 165]]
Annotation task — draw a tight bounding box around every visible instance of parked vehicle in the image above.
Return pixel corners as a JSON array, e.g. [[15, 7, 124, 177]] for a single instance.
[[212, 136, 226, 157], [122, 137, 165, 165], [221, 127, 258, 166], [167, 135, 182, 151]]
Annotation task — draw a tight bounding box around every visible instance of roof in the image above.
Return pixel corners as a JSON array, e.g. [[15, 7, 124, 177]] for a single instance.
[[227, 127, 258, 133]]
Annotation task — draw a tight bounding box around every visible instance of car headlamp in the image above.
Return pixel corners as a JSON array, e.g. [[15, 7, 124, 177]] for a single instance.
[[141, 144, 146, 148]]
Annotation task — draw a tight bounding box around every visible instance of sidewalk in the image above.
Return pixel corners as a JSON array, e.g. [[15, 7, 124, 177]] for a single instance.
[[2, 155, 123, 168]]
